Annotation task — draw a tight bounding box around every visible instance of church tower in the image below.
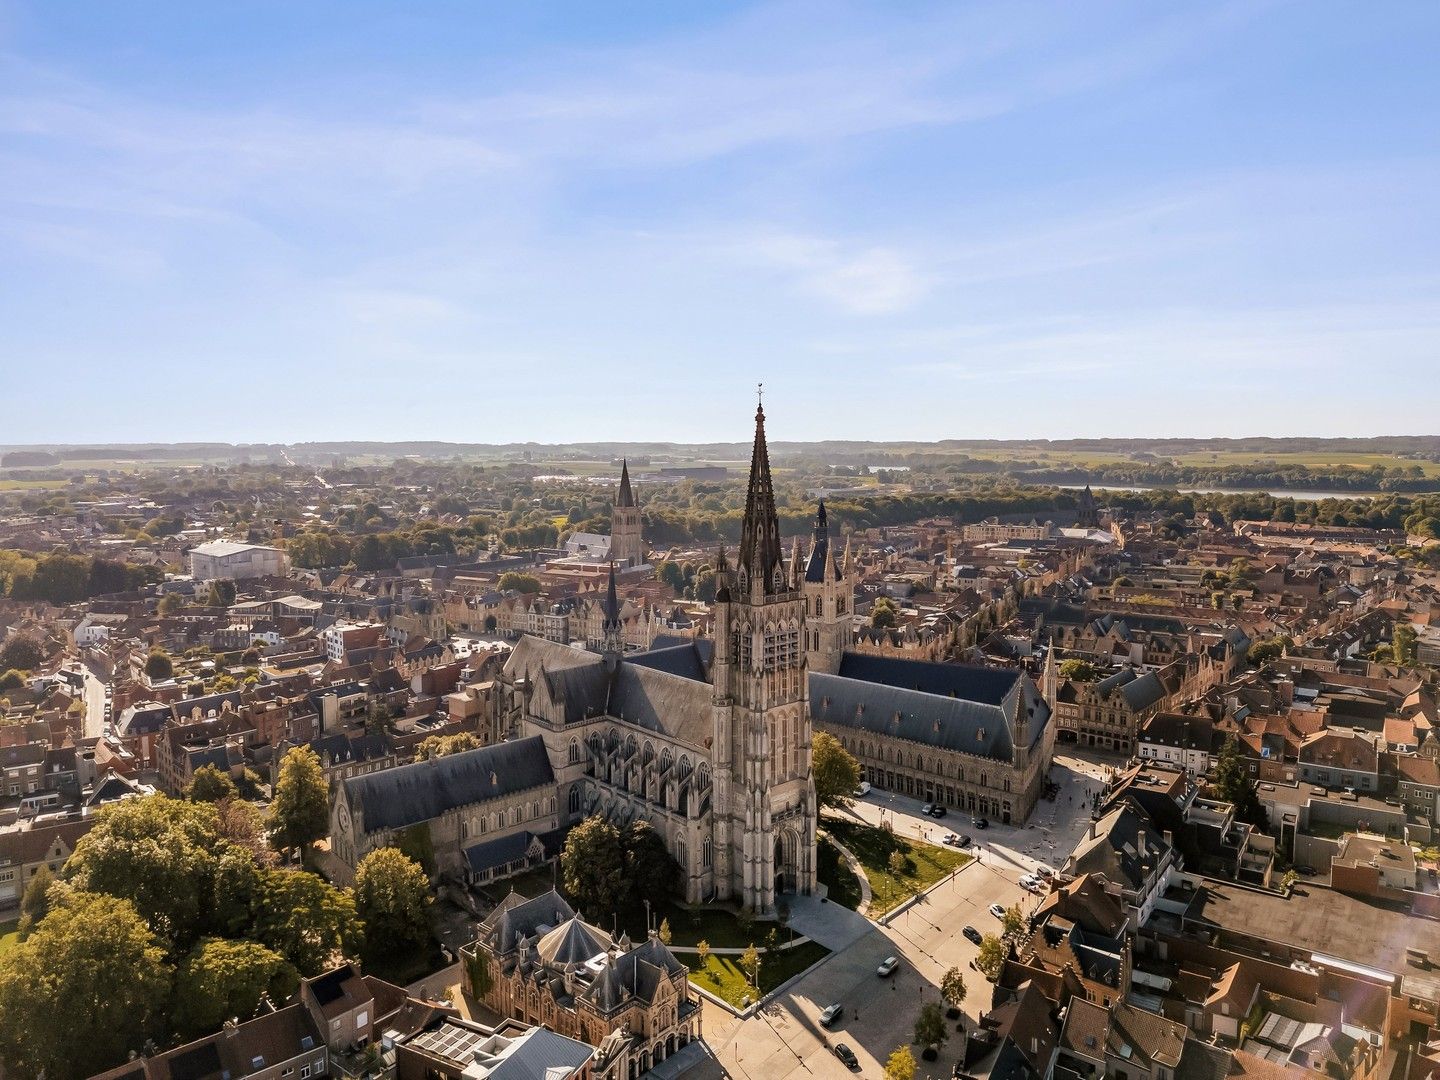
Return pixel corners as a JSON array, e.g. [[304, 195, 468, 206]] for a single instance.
[[610, 460, 644, 568], [802, 501, 852, 675], [710, 398, 816, 913]]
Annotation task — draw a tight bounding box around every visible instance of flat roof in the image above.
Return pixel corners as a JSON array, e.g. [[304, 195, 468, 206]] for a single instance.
[[1189, 878, 1440, 975]]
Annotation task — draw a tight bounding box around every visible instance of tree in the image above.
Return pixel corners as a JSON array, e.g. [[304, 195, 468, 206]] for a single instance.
[[354, 848, 432, 957], [976, 934, 1007, 981], [1280, 868, 1298, 892], [913, 1001, 948, 1050], [1247, 635, 1292, 666], [871, 595, 899, 629], [0, 669, 22, 691], [205, 579, 237, 607], [1394, 623, 1419, 666], [940, 966, 967, 1011], [17, 863, 54, 937], [695, 939, 710, 966], [144, 648, 174, 681], [413, 731, 481, 762], [624, 819, 682, 906], [1000, 904, 1026, 939], [0, 891, 171, 1080], [883, 1045, 917, 1080], [254, 868, 362, 976], [158, 591, 185, 614], [888, 849, 909, 875], [1213, 734, 1266, 827], [269, 746, 330, 858], [497, 571, 541, 594], [66, 794, 257, 951], [174, 938, 299, 1039], [1058, 658, 1099, 682], [812, 731, 860, 812], [561, 816, 628, 915], [0, 635, 44, 672], [188, 763, 238, 803], [739, 943, 760, 988], [659, 917, 672, 945]]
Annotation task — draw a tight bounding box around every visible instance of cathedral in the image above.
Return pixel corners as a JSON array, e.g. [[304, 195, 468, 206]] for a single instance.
[[333, 399, 1052, 916]]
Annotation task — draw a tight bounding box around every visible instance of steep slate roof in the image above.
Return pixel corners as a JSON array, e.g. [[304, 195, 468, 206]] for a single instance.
[[625, 641, 712, 682], [1066, 800, 1172, 891], [343, 736, 554, 833], [836, 652, 1019, 704]]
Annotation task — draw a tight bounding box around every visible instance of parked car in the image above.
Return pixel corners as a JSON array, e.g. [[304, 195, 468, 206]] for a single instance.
[[819, 1003, 844, 1028], [1019, 874, 1040, 891], [854, 781, 871, 797], [957, 834, 973, 847], [1296, 865, 1317, 876], [834, 1044, 860, 1070], [972, 817, 989, 829], [988, 903, 1006, 919], [963, 925, 983, 945], [877, 956, 899, 978], [1035, 865, 1054, 879], [941, 832, 961, 846], [928, 804, 947, 818], [921, 803, 935, 815]]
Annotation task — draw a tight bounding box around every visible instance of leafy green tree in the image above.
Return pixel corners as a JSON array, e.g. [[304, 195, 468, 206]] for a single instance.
[[354, 848, 432, 957], [658, 917, 672, 945], [16, 863, 54, 937], [0, 669, 23, 691], [188, 763, 238, 803], [497, 571, 542, 594], [739, 943, 760, 988], [1247, 636, 1292, 666], [812, 731, 860, 811], [695, 939, 710, 966], [1213, 734, 1266, 827], [158, 591, 185, 614], [1001, 904, 1026, 938], [144, 648, 174, 681], [269, 746, 330, 858], [870, 595, 899, 629], [913, 1001, 948, 1049], [624, 819, 682, 905], [174, 938, 299, 1039], [884, 1045, 917, 1080], [1394, 623, 1419, 666], [976, 934, 1007, 981], [205, 579, 237, 607], [561, 816, 628, 915], [413, 731, 481, 761], [253, 869, 362, 976], [66, 795, 257, 951], [656, 560, 686, 591], [0, 891, 171, 1080], [940, 966, 967, 1011], [1058, 658, 1099, 681], [0, 636, 44, 673]]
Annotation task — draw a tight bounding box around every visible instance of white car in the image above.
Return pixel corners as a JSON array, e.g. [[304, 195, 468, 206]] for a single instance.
[[988, 903, 1007, 919], [1019, 874, 1042, 892], [876, 956, 899, 978], [854, 781, 871, 797]]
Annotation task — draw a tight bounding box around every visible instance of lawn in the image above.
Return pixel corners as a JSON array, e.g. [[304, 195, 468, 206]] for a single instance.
[[688, 940, 831, 1008], [824, 819, 970, 916], [816, 835, 863, 910], [0, 919, 21, 958]]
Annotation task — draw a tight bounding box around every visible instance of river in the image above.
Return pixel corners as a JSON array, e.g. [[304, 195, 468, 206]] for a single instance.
[[1057, 483, 1392, 501]]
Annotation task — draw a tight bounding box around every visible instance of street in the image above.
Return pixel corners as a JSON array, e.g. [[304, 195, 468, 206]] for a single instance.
[[81, 661, 109, 741]]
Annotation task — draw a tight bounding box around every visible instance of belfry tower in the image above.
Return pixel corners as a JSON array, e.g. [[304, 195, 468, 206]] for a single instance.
[[802, 501, 853, 676], [611, 460, 644, 568], [710, 396, 816, 913]]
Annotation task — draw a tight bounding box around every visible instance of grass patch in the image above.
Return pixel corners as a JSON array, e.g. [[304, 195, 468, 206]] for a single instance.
[[825, 818, 970, 916], [0, 919, 20, 958], [817, 835, 863, 910], [688, 940, 831, 1007]]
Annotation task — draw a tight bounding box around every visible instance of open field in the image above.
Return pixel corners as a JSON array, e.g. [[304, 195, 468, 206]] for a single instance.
[[689, 940, 832, 1007]]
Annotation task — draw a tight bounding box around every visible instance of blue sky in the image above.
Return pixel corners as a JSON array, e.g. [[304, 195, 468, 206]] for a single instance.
[[2, 1, 1438, 444]]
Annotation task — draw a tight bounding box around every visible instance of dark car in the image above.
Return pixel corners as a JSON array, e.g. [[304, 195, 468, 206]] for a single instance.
[[1296, 865, 1316, 876], [928, 804, 947, 818], [963, 925, 983, 945], [973, 817, 989, 829], [834, 1044, 860, 1070], [957, 834, 973, 847]]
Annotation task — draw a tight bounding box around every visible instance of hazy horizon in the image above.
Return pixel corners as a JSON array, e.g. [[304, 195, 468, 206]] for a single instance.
[[4, 1, 1439, 443]]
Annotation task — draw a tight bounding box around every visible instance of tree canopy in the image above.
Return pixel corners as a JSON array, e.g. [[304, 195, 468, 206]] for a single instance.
[[354, 847, 432, 957], [812, 731, 860, 812], [1213, 733, 1266, 827], [913, 1001, 948, 1049], [414, 731, 481, 761], [0, 635, 44, 673], [269, 745, 330, 857], [187, 763, 238, 803], [174, 938, 299, 1040]]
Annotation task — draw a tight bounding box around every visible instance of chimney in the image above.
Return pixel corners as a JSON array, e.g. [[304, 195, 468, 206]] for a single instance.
[[1163, 830, 1174, 849]]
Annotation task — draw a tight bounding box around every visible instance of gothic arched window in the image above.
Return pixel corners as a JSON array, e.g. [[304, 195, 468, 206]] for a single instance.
[[569, 787, 581, 814], [702, 836, 713, 868], [568, 737, 581, 765]]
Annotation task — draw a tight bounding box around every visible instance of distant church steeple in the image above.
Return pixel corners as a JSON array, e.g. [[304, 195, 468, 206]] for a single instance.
[[602, 561, 623, 662], [610, 459, 644, 568]]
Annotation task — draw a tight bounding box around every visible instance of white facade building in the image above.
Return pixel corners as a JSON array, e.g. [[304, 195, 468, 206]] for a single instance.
[[189, 541, 290, 581]]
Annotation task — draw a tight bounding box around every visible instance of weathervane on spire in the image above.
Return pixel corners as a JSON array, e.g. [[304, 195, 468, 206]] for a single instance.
[[757, 382, 764, 410]]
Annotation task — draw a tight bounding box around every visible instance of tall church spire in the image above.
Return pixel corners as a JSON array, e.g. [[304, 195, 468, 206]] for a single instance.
[[602, 561, 622, 660], [805, 500, 832, 583], [617, 459, 635, 508], [738, 398, 785, 595]]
